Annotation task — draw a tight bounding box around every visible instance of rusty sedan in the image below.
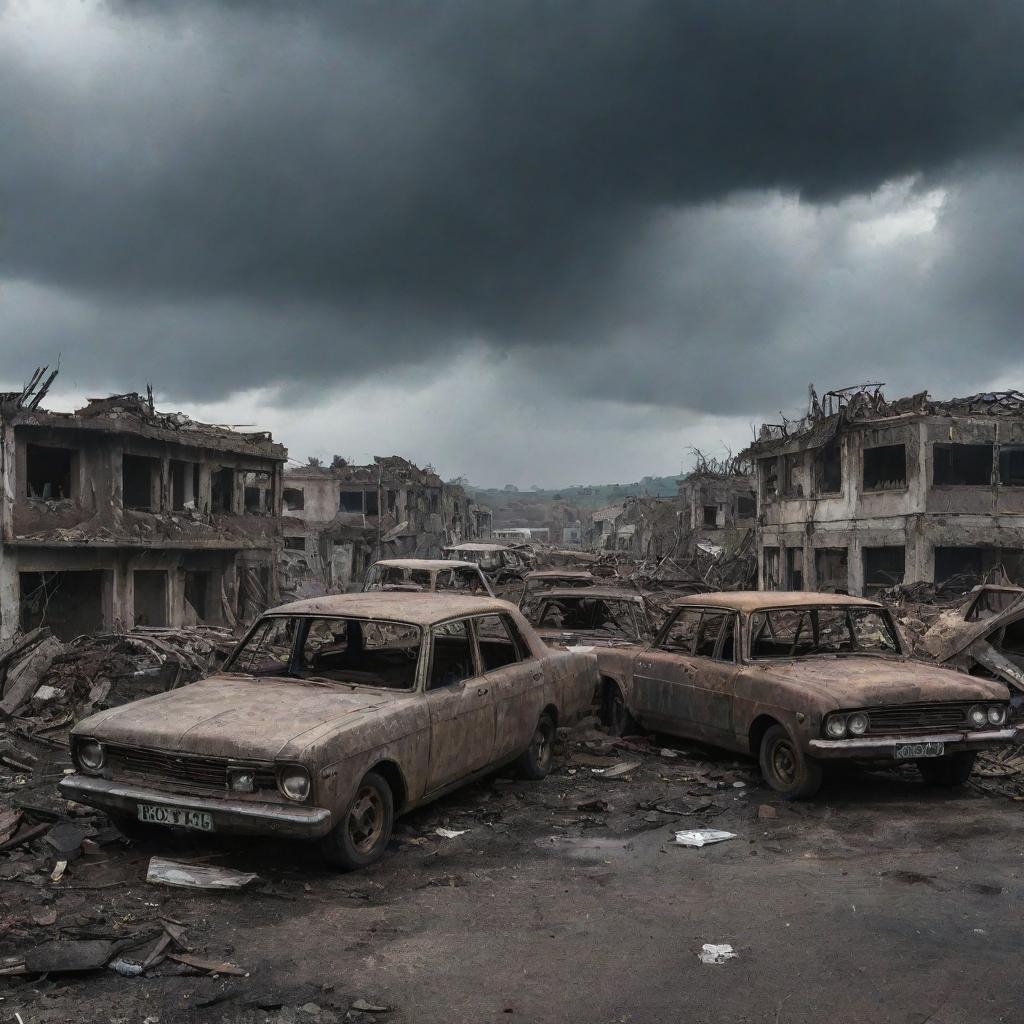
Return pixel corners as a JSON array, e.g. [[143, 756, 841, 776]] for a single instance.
[[595, 592, 1016, 799], [60, 594, 599, 869]]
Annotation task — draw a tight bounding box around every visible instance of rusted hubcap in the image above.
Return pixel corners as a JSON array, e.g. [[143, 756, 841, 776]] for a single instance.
[[348, 786, 384, 853], [771, 740, 797, 786]]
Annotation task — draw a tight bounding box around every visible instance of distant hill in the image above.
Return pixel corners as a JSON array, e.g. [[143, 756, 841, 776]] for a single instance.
[[465, 475, 680, 527]]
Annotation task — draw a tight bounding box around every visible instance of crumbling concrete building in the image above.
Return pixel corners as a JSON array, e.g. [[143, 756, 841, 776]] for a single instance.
[[0, 375, 286, 639], [747, 386, 1024, 595], [281, 456, 486, 594], [676, 455, 757, 554]]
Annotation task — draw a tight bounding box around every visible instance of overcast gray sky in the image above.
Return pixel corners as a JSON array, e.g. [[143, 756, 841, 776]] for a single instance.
[[2, 1, 1023, 486]]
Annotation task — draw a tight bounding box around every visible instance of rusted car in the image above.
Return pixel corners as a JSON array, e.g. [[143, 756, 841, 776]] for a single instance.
[[60, 594, 599, 869], [522, 587, 656, 651], [442, 542, 532, 593], [596, 592, 1015, 799], [519, 569, 599, 607], [362, 558, 495, 597]]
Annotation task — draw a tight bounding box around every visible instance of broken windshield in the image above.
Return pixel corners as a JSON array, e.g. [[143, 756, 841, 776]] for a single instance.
[[527, 596, 644, 641], [225, 615, 422, 690], [749, 606, 901, 660]]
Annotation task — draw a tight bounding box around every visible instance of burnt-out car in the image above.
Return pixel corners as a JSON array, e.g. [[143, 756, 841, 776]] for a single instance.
[[60, 594, 599, 870], [362, 558, 495, 597], [518, 569, 599, 607], [523, 588, 656, 651], [596, 592, 1016, 799]]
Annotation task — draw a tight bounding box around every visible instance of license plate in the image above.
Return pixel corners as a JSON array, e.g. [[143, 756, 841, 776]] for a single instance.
[[894, 741, 945, 760], [138, 804, 213, 831]]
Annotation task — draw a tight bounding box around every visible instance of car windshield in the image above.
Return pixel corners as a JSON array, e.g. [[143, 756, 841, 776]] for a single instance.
[[225, 615, 422, 689], [447, 567, 488, 593], [749, 606, 901, 659], [526, 596, 643, 641], [364, 566, 431, 591]]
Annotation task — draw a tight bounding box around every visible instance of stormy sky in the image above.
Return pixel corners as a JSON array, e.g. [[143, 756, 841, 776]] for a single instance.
[[2, 1, 1024, 487]]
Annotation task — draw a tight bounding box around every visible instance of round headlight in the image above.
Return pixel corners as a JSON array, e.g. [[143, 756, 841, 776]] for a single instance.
[[988, 705, 1007, 726], [78, 740, 105, 771], [969, 705, 988, 729], [826, 715, 847, 739], [279, 767, 311, 802], [847, 713, 869, 736]]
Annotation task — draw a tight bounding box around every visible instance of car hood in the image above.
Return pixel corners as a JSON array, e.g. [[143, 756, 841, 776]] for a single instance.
[[74, 674, 400, 759], [752, 656, 1009, 708]]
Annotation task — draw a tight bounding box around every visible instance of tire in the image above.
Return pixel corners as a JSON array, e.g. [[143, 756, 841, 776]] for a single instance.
[[917, 751, 976, 787], [601, 681, 638, 737], [320, 771, 394, 871], [759, 723, 823, 800], [516, 714, 556, 780]]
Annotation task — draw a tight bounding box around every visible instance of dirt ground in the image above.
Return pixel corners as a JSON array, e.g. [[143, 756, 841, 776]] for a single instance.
[[3, 725, 1023, 1024]]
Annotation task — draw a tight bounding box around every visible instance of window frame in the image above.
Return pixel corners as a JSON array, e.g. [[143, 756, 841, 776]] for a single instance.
[[426, 616, 478, 691], [470, 612, 531, 674], [745, 604, 904, 661]]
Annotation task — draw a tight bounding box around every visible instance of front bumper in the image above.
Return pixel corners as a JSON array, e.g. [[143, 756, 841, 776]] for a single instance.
[[808, 727, 1018, 759], [59, 774, 333, 839]]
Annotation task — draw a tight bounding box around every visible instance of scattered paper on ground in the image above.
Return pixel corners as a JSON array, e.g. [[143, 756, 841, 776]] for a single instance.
[[147, 857, 260, 890], [699, 943, 737, 964], [673, 829, 737, 848]]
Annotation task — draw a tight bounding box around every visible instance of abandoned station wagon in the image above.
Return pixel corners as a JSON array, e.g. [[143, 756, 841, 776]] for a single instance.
[[60, 594, 599, 869], [596, 592, 1016, 798]]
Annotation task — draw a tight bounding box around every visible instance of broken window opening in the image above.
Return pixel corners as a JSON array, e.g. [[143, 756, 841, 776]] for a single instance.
[[762, 546, 781, 591], [339, 490, 364, 513], [786, 547, 804, 591], [736, 495, 756, 519], [815, 438, 842, 495], [184, 570, 210, 622], [122, 453, 159, 511], [170, 460, 200, 511], [781, 454, 803, 498], [760, 459, 779, 502], [863, 546, 906, 592], [365, 489, 379, 516], [998, 446, 1024, 487], [243, 470, 273, 513], [933, 443, 993, 487], [284, 536, 306, 551], [133, 570, 169, 626], [933, 547, 986, 591], [814, 548, 849, 594], [19, 570, 104, 640], [26, 444, 76, 501], [863, 444, 906, 491], [283, 487, 305, 511], [211, 467, 235, 514], [702, 505, 718, 528]]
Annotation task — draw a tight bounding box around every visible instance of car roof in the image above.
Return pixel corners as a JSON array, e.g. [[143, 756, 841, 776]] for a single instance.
[[525, 569, 595, 579], [373, 559, 478, 571], [269, 592, 517, 625], [540, 587, 646, 601], [443, 542, 511, 552], [671, 590, 884, 612]]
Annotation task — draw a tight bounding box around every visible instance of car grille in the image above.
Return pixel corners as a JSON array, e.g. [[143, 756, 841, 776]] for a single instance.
[[858, 702, 992, 736], [106, 745, 277, 792]]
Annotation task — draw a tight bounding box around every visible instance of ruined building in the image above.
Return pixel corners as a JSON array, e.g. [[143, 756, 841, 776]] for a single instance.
[[1, 375, 286, 640], [676, 454, 757, 554], [747, 386, 1024, 595], [280, 456, 487, 595]]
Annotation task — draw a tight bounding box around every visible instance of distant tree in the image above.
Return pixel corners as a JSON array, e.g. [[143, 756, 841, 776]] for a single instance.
[[307, 456, 323, 467], [331, 454, 348, 468]]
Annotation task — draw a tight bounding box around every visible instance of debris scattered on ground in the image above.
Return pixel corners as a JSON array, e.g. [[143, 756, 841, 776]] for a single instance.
[[146, 856, 261, 890], [698, 943, 738, 964], [167, 952, 248, 976], [593, 761, 642, 778], [350, 999, 392, 1013], [757, 804, 777, 819], [435, 827, 468, 839], [673, 829, 738, 848]]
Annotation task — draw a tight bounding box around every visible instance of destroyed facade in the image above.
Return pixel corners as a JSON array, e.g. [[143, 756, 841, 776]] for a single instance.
[[676, 456, 757, 552], [747, 387, 1024, 595], [280, 456, 489, 595], [0, 378, 286, 640]]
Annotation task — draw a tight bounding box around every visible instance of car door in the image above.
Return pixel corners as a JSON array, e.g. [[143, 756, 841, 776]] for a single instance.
[[423, 618, 496, 792], [684, 611, 739, 742], [472, 613, 544, 761], [631, 607, 703, 734]]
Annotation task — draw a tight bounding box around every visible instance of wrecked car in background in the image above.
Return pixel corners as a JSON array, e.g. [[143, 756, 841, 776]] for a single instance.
[[442, 542, 533, 595], [60, 594, 599, 870], [362, 558, 495, 597], [518, 569, 599, 607], [595, 592, 1015, 799], [522, 587, 657, 652]]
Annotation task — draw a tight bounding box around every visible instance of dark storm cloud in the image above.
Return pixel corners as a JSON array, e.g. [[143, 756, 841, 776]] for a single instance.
[[2, 0, 1024, 423]]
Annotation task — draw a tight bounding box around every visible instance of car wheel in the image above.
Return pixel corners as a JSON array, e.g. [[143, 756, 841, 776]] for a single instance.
[[917, 751, 976, 787], [602, 681, 638, 737], [516, 714, 556, 780], [759, 723, 823, 800], [320, 771, 394, 871]]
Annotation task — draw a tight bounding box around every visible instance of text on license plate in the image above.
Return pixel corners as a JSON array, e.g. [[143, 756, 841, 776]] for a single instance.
[[138, 804, 213, 831], [894, 741, 945, 760]]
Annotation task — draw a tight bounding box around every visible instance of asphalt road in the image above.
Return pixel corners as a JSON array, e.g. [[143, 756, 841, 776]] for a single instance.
[[3, 732, 1022, 1024]]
